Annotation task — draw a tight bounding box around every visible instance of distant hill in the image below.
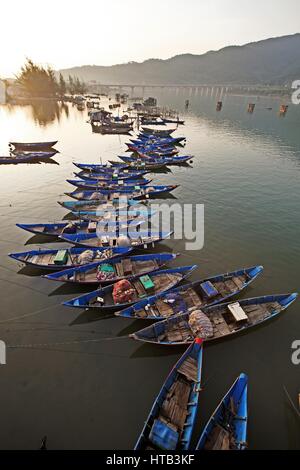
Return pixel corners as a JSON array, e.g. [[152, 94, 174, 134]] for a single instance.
[[60, 34, 300, 86]]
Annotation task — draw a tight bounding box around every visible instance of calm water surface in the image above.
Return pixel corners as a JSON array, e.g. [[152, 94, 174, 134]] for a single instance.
[[0, 92, 299, 449]]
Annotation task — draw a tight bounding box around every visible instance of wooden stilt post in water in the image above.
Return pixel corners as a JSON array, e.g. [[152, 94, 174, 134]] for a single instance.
[[216, 101, 222, 111], [248, 103, 255, 113]]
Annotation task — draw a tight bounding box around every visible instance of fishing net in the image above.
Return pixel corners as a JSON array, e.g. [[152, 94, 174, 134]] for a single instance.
[[112, 279, 135, 304], [188, 309, 213, 339], [77, 250, 95, 264]]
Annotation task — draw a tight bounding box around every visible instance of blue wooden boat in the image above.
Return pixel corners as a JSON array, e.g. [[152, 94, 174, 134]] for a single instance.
[[44, 252, 179, 285], [74, 172, 151, 184], [127, 144, 179, 155], [134, 339, 203, 450], [9, 141, 58, 151], [130, 293, 298, 345], [73, 163, 148, 177], [136, 135, 186, 145], [108, 160, 168, 171], [116, 266, 263, 320], [66, 179, 154, 190], [73, 167, 148, 180], [8, 246, 132, 270], [130, 138, 175, 146], [59, 230, 173, 248], [0, 151, 57, 164], [118, 154, 192, 165], [58, 199, 139, 212], [16, 217, 145, 238], [63, 265, 197, 311], [195, 373, 248, 450], [71, 208, 155, 220], [130, 138, 180, 147], [65, 184, 178, 201]]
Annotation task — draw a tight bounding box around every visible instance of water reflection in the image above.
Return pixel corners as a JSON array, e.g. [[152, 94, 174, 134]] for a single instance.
[[5, 99, 70, 127]]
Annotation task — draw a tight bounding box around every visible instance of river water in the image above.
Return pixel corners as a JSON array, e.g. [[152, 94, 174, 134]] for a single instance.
[[0, 91, 299, 449]]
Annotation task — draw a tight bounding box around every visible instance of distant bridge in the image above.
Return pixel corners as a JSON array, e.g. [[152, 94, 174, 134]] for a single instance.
[[89, 82, 277, 96]]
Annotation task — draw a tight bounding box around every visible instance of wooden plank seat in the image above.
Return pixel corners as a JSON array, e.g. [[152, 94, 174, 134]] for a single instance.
[[155, 299, 174, 317], [115, 262, 124, 277], [204, 424, 231, 450], [160, 378, 191, 429], [178, 357, 198, 382], [224, 279, 238, 292], [132, 279, 147, 298], [211, 313, 232, 335], [232, 275, 246, 290], [182, 288, 202, 308], [213, 281, 229, 296], [122, 258, 133, 275]]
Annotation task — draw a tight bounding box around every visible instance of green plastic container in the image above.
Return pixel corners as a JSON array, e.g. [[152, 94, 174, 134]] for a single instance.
[[139, 275, 154, 290], [54, 250, 68, 265]]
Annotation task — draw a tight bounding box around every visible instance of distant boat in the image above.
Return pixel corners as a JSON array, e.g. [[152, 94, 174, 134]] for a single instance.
[[91, 122, 132, 134], [44, 252, 179, 285], [134, 339, 203, 450], [130, 293, 298, 345], [163, 118, 185, 125], [9, 141, 58, 151], [8, 246, 132, 270], [0, 151, 56, 164], [63, 265, 197, 311], [141, 127, 176, 136], [195, 373, 248, 450]]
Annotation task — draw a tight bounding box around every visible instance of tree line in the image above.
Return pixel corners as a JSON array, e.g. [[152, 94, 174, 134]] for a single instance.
[[16, 59, 87, 98]]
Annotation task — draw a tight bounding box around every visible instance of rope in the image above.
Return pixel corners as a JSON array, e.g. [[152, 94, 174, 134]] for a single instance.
[[7, 335, 128, 349], [0, 303, 59, 324]]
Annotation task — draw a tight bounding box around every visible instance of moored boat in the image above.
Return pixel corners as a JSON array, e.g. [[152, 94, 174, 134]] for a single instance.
[[9, 141, 58, 151], [142, 127, 176, 136], [118, 154, 192, 165], [116, 265, 263, 320], [58, 199, 140, 212], [66, 178, 152, 190], [63, 265, 197, 311], [44, 252, 179, 285], [58, 230, 174, 248], [162, 118, 185, 125], [195, 373, 248, 450], [74, 171, 151, 184], [8, 246, 132, 270], [16, 218, 144, 238], [0, 151, 57, 164], [130, 293, 298, 345], [73, 163, 148, 177], [64, 184, 178, 201], [108, 160, 168, 171], [134, 339, 203, 450]]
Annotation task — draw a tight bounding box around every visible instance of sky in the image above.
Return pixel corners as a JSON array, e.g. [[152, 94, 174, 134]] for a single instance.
[[1, 0, 299, 77]]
